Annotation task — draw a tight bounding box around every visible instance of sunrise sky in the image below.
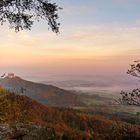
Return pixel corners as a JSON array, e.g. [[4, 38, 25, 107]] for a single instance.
[[0, 0, 140, 81]]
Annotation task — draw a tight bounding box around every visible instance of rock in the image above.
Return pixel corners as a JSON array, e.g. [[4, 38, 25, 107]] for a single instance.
[[0, 123, 56, 140]]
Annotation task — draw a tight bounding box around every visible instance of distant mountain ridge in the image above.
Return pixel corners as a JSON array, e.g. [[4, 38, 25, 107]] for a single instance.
[[0, 75, 79, 107]]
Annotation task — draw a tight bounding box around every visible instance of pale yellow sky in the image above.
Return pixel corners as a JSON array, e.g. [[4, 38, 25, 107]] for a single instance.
[[0, 25, 139, 63], [0, 24, 139, 79]]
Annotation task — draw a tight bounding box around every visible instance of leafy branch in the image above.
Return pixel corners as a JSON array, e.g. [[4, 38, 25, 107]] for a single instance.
[[0, 0, 61, 32]]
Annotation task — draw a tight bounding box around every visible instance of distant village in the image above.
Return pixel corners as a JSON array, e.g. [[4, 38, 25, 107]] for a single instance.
[[1, 73, 15, 79]]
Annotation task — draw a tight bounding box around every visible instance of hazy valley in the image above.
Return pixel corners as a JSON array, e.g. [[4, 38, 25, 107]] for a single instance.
[[0, 0, 140, 139], [0, 75, 140, 117]]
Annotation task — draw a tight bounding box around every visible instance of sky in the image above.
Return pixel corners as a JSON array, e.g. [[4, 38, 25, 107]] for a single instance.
[[0, 0, 140, 81]]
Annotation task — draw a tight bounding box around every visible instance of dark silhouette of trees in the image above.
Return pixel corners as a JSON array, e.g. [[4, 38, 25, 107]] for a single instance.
[[0, 0, 61, 32], [119, 61, 140, 106], [119, 89, 140, 106], [127, 60, 140, 78]]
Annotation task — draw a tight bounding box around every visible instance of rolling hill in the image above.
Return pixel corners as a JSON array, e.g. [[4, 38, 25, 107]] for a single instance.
[[0, 76, 79, 107]]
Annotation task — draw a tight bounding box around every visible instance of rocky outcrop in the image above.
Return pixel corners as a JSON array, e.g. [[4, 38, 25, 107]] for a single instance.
[[0, 123, 56, 140]]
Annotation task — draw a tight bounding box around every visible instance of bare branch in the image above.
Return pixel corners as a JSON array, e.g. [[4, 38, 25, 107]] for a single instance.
[[127, 60, 140, 78]]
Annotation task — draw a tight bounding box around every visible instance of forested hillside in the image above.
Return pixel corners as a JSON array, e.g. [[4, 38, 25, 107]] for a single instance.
[[0, 88, 140, 140]]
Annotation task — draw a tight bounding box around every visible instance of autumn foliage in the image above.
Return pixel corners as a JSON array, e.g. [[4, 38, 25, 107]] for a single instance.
[[0, 88, 140, 140]]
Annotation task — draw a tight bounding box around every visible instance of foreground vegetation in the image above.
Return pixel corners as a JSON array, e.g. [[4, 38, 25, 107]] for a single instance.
[[0, 88, 140, 140]]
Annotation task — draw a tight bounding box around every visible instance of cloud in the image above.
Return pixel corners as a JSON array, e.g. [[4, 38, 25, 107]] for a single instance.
[[61, 5, 96, 16], [68, 23, 140, 51], [0, 22, 140, 69]]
